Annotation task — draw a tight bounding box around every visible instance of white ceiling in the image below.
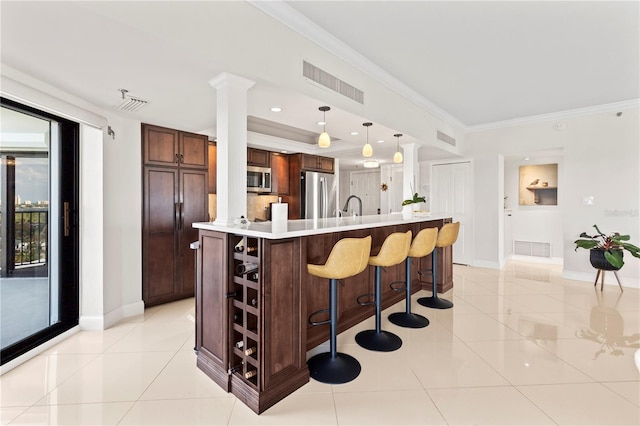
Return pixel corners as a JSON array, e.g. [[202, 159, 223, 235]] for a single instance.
[[1, 1, 638, 169]]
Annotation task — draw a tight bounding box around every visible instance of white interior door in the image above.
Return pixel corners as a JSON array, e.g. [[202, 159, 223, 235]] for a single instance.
[[349, 171, 380, 216], [431, 162, 473, 265]]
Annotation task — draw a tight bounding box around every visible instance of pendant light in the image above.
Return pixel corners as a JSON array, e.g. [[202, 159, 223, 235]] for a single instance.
[[393, 133, 404, 163], [362, 122, 373, 157], [318, 106, 331, 148]]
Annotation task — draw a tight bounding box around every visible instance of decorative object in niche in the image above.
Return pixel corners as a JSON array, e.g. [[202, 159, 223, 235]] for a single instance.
[[519, 163, 558, 206], [380, 183, 388, 192]]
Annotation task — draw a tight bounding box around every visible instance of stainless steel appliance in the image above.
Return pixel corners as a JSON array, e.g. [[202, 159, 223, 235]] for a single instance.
[[247, 166, 271, 193], [301, 171, 337, 219]]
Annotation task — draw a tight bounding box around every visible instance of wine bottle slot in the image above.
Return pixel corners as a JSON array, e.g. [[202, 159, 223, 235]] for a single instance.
[[235, 340, 244, 349], [244, 346, 257, 356], [248, 271, 259, 281], [234, 240, 245, 252], [228, 363, 243, 374], [245, 370, 257, 379], [250, 298, 258, 307], [236, 262, 258, 275], [246, 246, 257, 254]]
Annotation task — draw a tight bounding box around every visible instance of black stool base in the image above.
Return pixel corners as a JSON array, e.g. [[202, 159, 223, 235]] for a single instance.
[[388, 312, 430, 328], [355, 330, 402, 352], [307, 352, 361, 384], [417, 296, 453, 309]]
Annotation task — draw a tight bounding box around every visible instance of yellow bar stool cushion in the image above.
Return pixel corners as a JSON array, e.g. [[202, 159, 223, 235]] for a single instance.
[[307, 236, 372, 280], [436, 221, 460, 249], [409, 227, 438, 258], [368, 230, 412, 267]]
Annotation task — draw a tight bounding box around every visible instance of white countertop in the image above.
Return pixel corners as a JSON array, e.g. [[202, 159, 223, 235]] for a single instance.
[[193, 213, 451, 239]]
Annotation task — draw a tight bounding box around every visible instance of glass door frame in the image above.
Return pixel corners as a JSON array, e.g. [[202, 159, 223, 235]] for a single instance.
[[1, 97, 80, 365]]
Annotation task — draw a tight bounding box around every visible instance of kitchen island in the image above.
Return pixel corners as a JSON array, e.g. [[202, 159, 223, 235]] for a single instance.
[[192, 213, 453, 413]]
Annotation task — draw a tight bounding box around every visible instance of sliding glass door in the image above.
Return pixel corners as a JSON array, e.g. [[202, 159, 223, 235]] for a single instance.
[[1, 98, 79, 365]]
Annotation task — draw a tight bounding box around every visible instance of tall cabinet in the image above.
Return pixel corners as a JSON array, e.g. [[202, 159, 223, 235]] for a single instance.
[[142, 123, 208, 306]]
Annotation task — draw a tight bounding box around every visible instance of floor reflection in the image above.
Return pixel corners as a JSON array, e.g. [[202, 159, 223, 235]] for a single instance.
[[576, 291, 640, 359]]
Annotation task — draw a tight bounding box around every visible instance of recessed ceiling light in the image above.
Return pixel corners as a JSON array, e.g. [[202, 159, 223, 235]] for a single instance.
[[377, 140, 384, 144], [281, 150, 288, 153], [363, 160, 379, 168], [523, 157, 530, 161], [350, 131, 359, 136], [317, 121, 326, 126], [270, 107, 282, 112]]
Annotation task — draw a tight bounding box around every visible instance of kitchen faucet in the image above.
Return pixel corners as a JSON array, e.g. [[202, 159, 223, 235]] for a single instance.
[[342, 195, 362, 217]]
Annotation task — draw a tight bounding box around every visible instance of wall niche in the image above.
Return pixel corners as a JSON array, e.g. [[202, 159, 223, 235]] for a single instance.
[[519, 163, 558, 205]]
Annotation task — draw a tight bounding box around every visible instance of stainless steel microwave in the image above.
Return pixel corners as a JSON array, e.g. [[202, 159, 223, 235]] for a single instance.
[[247, 166, 271, 193]]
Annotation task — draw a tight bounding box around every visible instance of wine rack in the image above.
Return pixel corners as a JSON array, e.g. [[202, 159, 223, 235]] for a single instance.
[[231, 234, 261, 388]]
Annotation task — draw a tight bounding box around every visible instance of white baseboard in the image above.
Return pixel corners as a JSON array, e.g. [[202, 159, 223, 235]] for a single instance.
[[79, 315, 106, 331], [563, 269, 640, 289], [472, 260, 501, 269], [81, 300, 146, 330], [0, 326, 80, 375], [123, 300, 145, 318], [510, 255, 563, 265]]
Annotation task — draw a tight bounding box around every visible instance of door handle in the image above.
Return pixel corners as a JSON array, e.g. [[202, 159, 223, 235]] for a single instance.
[[63, 202, 70, 237], [175, 153, 180, 163]]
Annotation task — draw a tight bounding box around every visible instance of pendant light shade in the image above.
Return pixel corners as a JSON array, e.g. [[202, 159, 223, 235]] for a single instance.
[[318, 106, 331, 148], [362, 122, 373, 157], [393, 133, 403, 163]]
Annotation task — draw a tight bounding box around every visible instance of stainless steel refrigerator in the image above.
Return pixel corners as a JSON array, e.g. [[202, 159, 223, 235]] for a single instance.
[[300, 171, 337, 220]]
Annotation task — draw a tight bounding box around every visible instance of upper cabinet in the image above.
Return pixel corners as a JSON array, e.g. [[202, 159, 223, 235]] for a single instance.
[[270, 152, 289, 195], [208, 142, 216, 194], [247, 148, 270, 167], [143, 124, 208, 170], [300, 154, 334, 173]]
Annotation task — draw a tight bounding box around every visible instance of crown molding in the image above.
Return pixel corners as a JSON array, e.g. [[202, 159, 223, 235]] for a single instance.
[[466, 99, 640, 132], [248, 0, 465, 130]]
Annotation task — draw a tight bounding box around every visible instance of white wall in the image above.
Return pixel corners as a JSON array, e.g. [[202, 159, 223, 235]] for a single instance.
[[466, 108, 640, 287]]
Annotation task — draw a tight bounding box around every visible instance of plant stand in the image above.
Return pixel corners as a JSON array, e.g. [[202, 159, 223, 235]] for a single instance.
[[594, 269, 623, 292]]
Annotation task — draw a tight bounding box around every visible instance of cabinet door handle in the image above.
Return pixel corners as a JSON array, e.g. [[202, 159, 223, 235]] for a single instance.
[[63, 202, 70, 237], [180, 202, 184, 230], [175, 153, 179, 163], [180, 154, 184, 164]]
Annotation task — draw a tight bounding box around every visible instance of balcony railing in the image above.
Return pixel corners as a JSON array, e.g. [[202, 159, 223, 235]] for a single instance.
[[0, 208, 48, 275], [15, 208, 48, 266]]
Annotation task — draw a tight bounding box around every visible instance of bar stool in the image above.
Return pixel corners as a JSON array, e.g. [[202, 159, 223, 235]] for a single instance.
[[418, 222, 460, 309], [355, 230, 412, 352], [388, 227, 438, 328], [307, 235, 372, 384]]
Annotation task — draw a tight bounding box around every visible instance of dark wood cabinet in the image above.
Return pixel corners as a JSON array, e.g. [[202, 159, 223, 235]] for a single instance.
[[269, 152, 289, 195], [247, 148, 270, 167], [143, 124, 208, 169], [300, 154, 334, 173], [196, 230, 308, 414], [142, 123, 208, 307], [208, 142, 216, 194]]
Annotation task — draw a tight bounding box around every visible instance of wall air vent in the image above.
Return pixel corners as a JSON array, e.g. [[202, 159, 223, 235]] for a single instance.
[[437, 130, 456, 147], [513, 240, 551, 258], [303, 60, 364, 104], [113, 88, 148, 112]]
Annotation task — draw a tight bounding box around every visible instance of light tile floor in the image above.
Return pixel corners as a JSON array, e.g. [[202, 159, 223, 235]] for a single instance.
[[2, 261, 639, 425]]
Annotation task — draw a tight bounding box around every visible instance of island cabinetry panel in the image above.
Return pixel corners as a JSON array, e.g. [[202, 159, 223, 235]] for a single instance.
[[195, 230, 308, 414]]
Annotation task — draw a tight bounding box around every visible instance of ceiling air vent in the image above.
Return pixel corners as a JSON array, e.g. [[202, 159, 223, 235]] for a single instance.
[[437, 130, 456, 147], [303, 61, 364, 104], [114, 89, 148, 112]]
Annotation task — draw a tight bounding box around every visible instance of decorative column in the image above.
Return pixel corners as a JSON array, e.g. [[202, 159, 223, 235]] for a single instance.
[[401, 143, 420, 200], [209, 73, 255, 226]]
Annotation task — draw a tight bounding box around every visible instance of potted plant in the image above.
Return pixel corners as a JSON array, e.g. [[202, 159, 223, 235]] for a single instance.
[[574, 225, 640, 270], [401, 192, 426, 219]]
